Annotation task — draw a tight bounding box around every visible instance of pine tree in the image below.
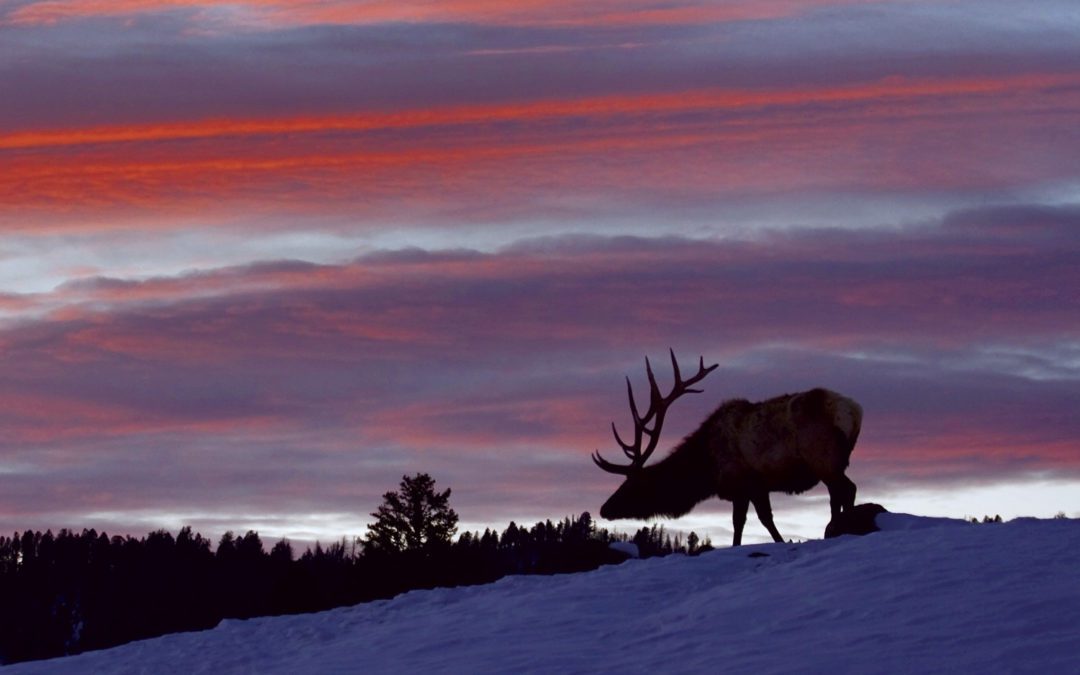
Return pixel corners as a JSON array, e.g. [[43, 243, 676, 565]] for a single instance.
[[687, 531, 700, 555], [269, 539, 294, 564], [365, 473, 459, 554]]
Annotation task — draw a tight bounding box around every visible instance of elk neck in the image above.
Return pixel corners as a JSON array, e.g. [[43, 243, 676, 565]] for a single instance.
[[633, 432, 718, 519]]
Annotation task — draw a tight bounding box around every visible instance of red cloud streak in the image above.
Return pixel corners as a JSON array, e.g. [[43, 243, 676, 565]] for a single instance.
[[4, 0, 895, 28], [4, 73, 1078, 229]]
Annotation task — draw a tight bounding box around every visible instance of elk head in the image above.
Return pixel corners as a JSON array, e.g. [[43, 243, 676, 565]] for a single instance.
[[593, 350, 717, 520]]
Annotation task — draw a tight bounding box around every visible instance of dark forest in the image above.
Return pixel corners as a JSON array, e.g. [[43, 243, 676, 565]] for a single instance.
[[0, 514, 709, 665]]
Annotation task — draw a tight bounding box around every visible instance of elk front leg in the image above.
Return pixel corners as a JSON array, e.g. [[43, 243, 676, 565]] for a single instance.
[[825, 475, 857, 519], [732, 497, 749, 546], [751, 492, 784, 543]]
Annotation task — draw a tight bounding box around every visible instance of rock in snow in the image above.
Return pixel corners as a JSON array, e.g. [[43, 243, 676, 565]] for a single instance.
[[9, 515, 1079, 674], [824, 502, 888, 538]]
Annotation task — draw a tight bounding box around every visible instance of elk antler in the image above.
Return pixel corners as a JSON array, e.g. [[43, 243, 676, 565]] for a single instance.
[[592, 349, 718, 475]]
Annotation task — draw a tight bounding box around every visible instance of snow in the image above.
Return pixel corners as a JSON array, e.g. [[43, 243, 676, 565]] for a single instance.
[[608, 541, 640, 558], [10, 515, 1080, 674], [874, 511, 973, 531]]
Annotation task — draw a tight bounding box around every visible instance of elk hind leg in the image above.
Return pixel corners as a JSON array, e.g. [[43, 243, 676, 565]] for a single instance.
[[732, 497, 749, 546], [750, 492, 784, 543]]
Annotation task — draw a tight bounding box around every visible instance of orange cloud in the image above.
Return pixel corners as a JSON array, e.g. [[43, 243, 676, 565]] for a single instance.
[[4, 72, 1077, 229], [7, 72, 1074, 152]]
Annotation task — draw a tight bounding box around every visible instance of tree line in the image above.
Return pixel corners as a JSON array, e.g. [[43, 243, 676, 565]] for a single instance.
[[0, 474, 710, 665]]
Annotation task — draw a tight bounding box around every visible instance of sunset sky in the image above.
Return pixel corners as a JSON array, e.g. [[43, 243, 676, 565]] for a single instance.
[[1, 0, 1077, 547]]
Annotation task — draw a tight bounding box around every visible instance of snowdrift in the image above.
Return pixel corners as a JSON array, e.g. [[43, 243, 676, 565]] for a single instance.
[[11, 515, 1079, 674]]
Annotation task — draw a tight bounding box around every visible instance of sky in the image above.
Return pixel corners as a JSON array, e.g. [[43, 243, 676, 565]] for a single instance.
[[1, 0, 1078, 547]]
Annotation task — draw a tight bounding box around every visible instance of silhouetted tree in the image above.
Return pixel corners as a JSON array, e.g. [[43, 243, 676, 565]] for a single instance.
[[270, 539, 294, 564], [365, 473, 459, 554], [217, 531, 237, 559]]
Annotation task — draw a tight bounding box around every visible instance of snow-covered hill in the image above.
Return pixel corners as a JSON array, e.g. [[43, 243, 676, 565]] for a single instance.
[[11, 515, 1080, 674]]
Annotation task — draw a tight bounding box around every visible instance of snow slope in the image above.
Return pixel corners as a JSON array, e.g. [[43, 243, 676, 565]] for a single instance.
[[10, 516, 1080, 674]]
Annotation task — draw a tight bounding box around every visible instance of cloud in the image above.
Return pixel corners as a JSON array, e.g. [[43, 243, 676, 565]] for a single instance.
[[4, 0, 1078, 249], [0, 0, 931, 30], [5, 0, 1080, 127], [4, 71, 1079, 233], [0, 206, 1076, 538]]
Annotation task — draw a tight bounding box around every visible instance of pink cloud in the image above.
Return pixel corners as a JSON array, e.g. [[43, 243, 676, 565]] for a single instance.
[[0, 210, 1074, 514]]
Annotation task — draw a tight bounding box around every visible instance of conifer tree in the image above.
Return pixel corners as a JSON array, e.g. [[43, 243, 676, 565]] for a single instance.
[[366, 473, 459, 554]]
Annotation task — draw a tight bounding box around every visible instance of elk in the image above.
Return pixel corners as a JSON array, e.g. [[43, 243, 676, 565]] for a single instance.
[[592, 350, 862, 546]]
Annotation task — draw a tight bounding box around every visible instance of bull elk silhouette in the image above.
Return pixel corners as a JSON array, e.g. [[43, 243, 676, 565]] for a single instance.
[[593, 351, 862, 546]]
